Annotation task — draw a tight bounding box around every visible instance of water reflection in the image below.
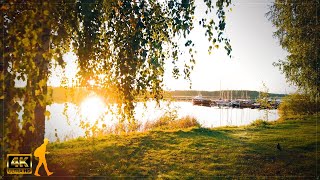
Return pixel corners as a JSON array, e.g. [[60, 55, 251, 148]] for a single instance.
[[43, 97, 279, 142]]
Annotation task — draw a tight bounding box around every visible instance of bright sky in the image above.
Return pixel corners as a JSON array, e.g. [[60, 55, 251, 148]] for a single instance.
[[43, 0, 296, 94], [163, 0, 296, 94]]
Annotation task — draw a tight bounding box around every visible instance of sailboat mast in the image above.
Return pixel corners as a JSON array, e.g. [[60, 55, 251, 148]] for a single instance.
[[220, 80, 221, 99], [231, 90, 233, 100], [246, 90, 248, 99]]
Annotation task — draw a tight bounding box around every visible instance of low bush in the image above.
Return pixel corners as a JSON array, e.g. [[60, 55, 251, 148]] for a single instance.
[[278, 93, 319, 119], [250, 119, 270, 128], [170, 116, 201, 129], [144, 115, 201, 131]]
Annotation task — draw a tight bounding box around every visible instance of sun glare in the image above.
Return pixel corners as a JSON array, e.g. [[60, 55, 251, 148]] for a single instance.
[[80, 96, 106, 121], [88, 79, 96, 86]]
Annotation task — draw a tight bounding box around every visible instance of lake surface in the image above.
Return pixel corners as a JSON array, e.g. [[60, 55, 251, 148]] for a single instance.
[[42, 96, 279, 142]]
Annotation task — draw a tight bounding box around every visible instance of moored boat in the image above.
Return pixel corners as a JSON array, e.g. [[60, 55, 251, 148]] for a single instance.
[[192, 95, 211, 107]]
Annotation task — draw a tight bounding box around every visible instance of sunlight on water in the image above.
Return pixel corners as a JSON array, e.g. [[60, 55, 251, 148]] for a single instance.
[[80, 96, 106, 121], [39, 100, 279, 142]]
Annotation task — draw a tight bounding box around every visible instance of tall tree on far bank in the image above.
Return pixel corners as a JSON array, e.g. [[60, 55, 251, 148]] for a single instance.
[[268, 0, 319, 101], [258, 82, 271, 121]]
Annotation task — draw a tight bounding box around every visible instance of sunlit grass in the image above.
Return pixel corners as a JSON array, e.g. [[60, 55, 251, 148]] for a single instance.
[[47, 115, 319, 178]]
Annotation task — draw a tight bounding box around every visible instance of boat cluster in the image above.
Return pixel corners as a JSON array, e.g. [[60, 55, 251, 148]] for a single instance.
[[192, 96, 281, 109]]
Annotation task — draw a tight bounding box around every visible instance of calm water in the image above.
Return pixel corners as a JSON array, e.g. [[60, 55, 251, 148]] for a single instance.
[[42, 97, 279, 142]]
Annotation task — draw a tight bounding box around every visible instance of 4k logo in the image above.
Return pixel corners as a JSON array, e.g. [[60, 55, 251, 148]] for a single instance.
[[7, 154, 32, 174]]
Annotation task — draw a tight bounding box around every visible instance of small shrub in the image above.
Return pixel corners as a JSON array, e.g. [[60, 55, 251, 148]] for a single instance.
[[170, 116, 201, 129], [144, 115, 173, 130], [144, 115, 201, 131], [250, 119, 270, 128]]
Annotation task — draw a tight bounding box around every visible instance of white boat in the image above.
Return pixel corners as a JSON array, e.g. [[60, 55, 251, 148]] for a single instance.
[[192, 95, 211, 107]]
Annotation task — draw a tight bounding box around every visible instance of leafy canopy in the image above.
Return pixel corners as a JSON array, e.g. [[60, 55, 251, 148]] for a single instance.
[[1, 0, 232, 152], [72, 0, 232, 129], [268, 0, 319, 101]]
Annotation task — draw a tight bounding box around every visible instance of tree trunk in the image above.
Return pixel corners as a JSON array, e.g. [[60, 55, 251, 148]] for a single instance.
[[20, 28, 50, 153]]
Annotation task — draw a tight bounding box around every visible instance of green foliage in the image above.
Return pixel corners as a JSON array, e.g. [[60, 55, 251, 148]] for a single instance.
[[278, 93, 320, 118], [268, 0, 319, 100]]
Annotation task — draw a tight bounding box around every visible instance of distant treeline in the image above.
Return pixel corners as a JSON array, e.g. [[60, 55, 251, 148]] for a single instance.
[[168, 90, 286, 99], [14, 87, 287, 104]]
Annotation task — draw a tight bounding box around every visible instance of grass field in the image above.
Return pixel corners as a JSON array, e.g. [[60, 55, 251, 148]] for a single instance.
[[44, 115, 319, 178]]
